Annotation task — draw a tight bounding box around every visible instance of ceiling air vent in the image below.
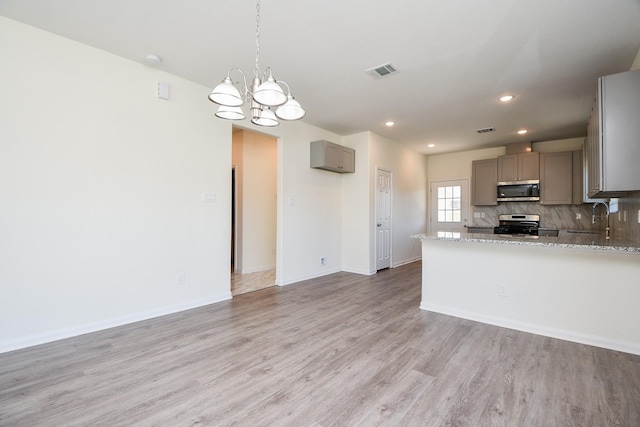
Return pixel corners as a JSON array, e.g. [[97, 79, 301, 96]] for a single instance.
[[366, 63, 399, 79], [476, 127, 496, 134]]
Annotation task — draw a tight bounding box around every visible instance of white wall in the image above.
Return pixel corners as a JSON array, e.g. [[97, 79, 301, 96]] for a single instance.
[[532, 137, 584, 153], [370, 133, 428, 268], [428, 146, 506, 183], [0, 17, 346, 351], [233, 130, 277, 274], [341, 132, 373, 275], [0, 17, 430, 352], [0, 17, 232, 351], [631, 47, 640, 71], [251, 122, 345, 285], [189, 119, 348, 288]]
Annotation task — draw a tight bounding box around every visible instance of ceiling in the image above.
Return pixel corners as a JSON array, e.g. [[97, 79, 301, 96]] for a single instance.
[[2, 0, 640, 155]]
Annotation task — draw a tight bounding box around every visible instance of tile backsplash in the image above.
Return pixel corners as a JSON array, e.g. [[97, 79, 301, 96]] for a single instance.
[[611, 191, 640, 243], [471, 203, 598, 230], [470, 194, 640, 244]]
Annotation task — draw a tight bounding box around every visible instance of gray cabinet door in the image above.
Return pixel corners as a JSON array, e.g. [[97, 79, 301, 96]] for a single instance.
[[540, 151, 572, 205], [497, 154, 517, 182], [498, 152, 539, 181], [339, 146, 355, 173], [587, 69, 640, 197], [472, 158, 498, 206], [518, 152, 540, 181]]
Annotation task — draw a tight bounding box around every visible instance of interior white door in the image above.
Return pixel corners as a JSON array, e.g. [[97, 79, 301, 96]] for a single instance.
[[376, 169, 392, 270], [429, 179, 469, 234]]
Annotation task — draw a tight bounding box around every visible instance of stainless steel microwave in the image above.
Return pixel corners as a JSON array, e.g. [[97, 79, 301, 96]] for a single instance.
[[497, 180, 540, 202]]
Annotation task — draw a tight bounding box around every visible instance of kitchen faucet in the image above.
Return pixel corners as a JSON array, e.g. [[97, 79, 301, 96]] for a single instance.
[[592, 201, 610, 239]]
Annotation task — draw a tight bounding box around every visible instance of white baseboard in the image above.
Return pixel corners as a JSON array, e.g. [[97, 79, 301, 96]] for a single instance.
[[279, 267, 342, 286], [420, 302, 640, 356], [0, 292, 232, 354], [342, 267, 375, 276], [392, 257, 421, 268]]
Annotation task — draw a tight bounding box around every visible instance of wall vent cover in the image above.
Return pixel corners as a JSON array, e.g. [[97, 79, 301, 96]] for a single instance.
[[476, 127, 496, 134], [366, 63, 399, 79]]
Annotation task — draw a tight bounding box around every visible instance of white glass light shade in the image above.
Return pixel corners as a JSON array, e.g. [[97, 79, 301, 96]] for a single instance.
[[252, 76, 287, 107], [215, 105, 245, 120], [251, 107, 279, 127], [208, 77, 243, 107], [276, 95, 305, 120]]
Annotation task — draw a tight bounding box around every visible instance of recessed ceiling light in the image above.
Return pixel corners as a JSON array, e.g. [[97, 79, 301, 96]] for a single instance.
[[427, 143, 435, 148], [499, 95, 514, 102], [385, 121, 395, 127], [517, 129, 528, 135]]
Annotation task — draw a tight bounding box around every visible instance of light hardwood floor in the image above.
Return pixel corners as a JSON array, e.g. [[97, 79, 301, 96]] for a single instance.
[[1, 261, 639, 426], [231, 269, 276, 296]]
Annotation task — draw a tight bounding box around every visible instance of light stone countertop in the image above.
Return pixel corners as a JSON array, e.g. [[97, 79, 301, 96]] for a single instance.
[[411, 231, 640, 254]]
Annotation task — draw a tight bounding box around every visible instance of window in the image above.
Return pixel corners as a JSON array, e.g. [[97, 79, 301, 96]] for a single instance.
[[437, 185, 461, 223]]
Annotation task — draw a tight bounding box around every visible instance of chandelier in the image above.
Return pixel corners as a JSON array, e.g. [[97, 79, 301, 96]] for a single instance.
[[208, 0, 305, 127]]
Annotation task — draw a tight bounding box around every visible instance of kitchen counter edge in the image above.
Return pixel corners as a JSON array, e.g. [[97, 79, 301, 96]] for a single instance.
[[411, 232, 640, 253]]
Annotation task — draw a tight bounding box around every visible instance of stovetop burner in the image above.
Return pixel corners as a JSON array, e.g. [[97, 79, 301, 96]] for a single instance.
[[494, 214, 540, 236]]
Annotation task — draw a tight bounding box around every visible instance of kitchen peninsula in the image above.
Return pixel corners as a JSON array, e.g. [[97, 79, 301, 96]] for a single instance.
[[412, 232, 640, 355]]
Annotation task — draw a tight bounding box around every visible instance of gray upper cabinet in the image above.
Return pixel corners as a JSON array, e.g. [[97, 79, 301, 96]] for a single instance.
[[572, 150, 585, 205], [497, 152, 540, 182], [472, 158, 498, 206], [586, 69, 640, 197], [540, 151, 573, 205], [310, 140, 355, 173]]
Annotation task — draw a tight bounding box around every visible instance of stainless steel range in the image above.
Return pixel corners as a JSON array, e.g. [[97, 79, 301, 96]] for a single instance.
[[493, 214, 540, 236]]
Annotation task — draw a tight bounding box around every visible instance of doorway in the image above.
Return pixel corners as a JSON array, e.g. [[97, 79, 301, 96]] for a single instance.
[[376, 168, 392, 271], [231, 128, 277, 295], [429, 179, 470, 234]]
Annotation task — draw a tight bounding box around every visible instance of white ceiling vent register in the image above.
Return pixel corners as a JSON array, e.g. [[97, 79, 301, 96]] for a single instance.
[[476, 127, 496, 134], [366, 63, 399, 79]]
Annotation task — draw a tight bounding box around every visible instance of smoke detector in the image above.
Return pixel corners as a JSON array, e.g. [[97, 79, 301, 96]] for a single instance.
[[143, 54, 163, 67], [366, 63, 399, 79]]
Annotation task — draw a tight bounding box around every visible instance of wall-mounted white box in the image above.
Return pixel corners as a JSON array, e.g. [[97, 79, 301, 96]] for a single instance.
[[157, 81, 169, 100]]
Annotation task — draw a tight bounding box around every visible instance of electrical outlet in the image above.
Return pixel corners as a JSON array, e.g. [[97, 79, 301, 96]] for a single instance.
[[202, 192, 216, 203], [320, 257, 326, 266], [497, 284, 509, 297], [576, 212, 582, 220], [177, 272, 186, 285]]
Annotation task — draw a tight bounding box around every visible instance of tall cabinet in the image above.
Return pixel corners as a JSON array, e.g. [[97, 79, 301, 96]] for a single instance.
[[586, 69, 640, 197]]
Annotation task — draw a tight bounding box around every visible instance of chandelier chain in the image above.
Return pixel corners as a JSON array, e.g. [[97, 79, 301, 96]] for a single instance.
[[255, 0, 261, 78]]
